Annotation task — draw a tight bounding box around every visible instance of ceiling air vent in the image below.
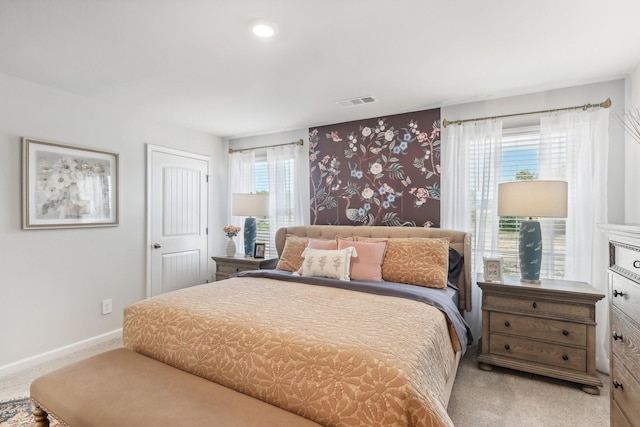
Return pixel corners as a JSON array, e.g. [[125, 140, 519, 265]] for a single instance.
[[337, 95, 378, 108]]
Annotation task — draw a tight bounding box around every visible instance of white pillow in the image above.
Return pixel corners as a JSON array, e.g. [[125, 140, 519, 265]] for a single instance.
[[299, 247, 358, 281]]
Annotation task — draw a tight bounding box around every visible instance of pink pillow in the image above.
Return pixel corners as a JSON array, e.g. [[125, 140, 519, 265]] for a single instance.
[[337, 236, 387, 281], [307, 238, 338, 250], [294, 238, 339, 274]]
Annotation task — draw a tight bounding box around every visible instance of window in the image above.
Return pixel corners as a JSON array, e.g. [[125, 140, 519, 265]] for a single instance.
[[471, 126, 567, 279], [254, 155, 296, 256]]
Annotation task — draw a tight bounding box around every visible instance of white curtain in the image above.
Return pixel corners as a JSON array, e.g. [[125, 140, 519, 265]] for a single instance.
[[266, 143, 308, 252], [442, 120, 503, 342], [228, 151, 256, 254], [540, 108, 610, 372]]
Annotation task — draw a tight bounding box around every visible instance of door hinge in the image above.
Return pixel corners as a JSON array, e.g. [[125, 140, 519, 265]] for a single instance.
[[205, 174, 209, 183], [206, 227, 208, 235]]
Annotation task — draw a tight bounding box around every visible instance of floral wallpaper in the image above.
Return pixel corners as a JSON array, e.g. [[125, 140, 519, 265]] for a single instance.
[[309, 108, 441, 227]]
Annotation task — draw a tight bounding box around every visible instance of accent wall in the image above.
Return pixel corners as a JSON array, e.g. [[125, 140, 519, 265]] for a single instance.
[[309, 108, 441, 227]]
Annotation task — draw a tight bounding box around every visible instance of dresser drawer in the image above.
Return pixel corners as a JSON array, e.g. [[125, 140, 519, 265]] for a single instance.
[[489, 334, 586, 372], [483, 294, 591, 322], [611, 400, 632, 427], [490, 311, 586, 346], [611, 307, 640, 380], [612, 354, 640, 425], [610, 275, 640, 322], [612, 242, 640, 280]]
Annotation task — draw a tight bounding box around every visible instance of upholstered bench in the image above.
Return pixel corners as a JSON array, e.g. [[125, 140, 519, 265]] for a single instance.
[[30, 348, 321, 427]]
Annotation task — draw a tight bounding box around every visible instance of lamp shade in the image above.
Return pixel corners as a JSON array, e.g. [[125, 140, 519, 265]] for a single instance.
[[232, 193, 269, 217], [498, 180, 568, 218]]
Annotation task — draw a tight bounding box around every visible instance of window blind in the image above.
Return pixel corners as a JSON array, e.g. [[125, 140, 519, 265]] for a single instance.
[[254, 157, 296, 257]]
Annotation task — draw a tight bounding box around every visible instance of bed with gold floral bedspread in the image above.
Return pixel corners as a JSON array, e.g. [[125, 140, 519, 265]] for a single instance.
[[123, 225, 472, 427]]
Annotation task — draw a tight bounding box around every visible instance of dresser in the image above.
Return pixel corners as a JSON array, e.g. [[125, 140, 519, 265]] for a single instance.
[[603, 225, 640, 427], [212, 255, 279, 281], [477, 275, 604, 394]]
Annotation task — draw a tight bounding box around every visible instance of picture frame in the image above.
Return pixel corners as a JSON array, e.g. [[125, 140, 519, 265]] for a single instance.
[[22, 138, 119, 229], [483, 257, 503, 282], [253, 242, 265, 258]]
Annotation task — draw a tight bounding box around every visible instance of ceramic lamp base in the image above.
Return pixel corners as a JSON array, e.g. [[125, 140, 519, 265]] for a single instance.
[[519, 220, 542, 283], [243, 217, 256, 256]]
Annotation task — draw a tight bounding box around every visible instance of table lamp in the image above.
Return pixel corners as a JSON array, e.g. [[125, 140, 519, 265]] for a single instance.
[[232, 193, 269, 256], [498, 180, 568, 283]]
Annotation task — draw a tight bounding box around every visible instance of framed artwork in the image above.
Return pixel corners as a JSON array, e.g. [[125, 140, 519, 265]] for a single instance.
[[22, 138, 119, 229], [483, 257, 503, 282], [253, 242, 265, 258]]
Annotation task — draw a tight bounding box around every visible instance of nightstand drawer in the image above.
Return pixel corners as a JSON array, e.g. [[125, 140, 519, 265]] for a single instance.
[[484, 294, 591, 321], [490, 311, 586, 347], [612, 354, 640, 424], [611, 307, 640, 381], [489, 334, 587, 372], [218, 264, 242, 274], [611, 275, 640, 322]]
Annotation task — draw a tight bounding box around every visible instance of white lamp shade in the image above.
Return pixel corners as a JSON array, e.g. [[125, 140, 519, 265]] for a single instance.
[[498, 181, 568, 218], [232, 193, 269, 216]]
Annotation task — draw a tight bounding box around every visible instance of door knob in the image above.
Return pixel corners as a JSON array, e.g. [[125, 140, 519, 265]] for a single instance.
[[153, 243, 162, 249]]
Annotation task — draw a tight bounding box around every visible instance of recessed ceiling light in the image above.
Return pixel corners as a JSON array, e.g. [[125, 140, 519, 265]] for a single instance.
[[251, 20, 279, 38]]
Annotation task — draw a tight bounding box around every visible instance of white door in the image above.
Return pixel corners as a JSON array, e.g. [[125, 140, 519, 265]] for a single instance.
[[148, 145, 209, 297]]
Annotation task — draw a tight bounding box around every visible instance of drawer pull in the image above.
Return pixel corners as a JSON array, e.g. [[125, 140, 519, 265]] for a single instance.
[[612, 332, 624, 341], [613, 381, 624, 390], [562, 330, 569, 336], [504, 344, 511, 350], [634, 260, 640, 268], [504, 321, 510, 327], [532, 302, 538, 309], [562, 355, 569, 361], [613, 290, 625, 297]]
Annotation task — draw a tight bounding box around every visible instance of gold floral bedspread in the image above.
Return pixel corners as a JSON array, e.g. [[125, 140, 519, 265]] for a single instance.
[[123, 277, 457, 427]]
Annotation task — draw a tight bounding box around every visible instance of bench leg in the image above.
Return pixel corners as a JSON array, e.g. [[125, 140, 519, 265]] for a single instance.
[[33, 406, 50, 427]]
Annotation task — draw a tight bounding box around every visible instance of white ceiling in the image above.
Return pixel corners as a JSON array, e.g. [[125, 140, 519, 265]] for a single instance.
[[1, 0, 639, 138]]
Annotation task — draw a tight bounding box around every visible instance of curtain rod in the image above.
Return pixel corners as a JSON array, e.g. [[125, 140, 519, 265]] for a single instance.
[[228, 138, 304, 154], [442, 98, 611, 128]]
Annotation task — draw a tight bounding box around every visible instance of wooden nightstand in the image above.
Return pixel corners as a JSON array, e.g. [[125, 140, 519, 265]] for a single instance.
[[212, 255, 279, 281], [477, 274, 605, 394]]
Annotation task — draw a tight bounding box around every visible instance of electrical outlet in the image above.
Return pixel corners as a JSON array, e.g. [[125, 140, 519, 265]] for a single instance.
[[102, 299, 113, 315]]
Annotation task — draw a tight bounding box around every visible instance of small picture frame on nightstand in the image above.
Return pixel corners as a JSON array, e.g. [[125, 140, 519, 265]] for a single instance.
[[483, 257, 503, 282], [253, 242, 265, 258]]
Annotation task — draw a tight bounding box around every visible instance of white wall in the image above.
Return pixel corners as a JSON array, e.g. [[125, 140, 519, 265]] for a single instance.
[[441, 79, 627, 224], [627, 65, 640, 224], [227, 129, 307, 153], [0, 73, 227, 371]]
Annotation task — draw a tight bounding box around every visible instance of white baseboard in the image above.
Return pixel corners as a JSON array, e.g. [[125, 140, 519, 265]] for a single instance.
[[0, 329, 122, 377]]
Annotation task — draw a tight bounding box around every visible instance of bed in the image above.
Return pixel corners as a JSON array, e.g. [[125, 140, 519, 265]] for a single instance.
[[123, 225, 472, 427]]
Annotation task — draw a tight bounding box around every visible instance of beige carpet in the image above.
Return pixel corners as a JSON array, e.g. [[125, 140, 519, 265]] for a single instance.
[[1, 341, 608, 426], [448, 346, 609, 426]]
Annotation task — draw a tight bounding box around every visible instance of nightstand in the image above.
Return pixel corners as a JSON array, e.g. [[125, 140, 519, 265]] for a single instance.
[[477, 274, 605, 394], [212, 255, 279, 281]]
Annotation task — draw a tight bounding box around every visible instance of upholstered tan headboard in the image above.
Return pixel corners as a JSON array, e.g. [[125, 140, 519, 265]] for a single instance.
[[275, 225, 472, 312]]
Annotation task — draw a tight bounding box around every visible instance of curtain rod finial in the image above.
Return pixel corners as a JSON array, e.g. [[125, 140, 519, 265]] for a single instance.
[[442, 119, 451, 128], [601, 98, 612, 108]]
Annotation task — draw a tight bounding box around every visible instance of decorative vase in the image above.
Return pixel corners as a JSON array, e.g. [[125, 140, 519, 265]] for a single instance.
[[225, 236, 236, 256]]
